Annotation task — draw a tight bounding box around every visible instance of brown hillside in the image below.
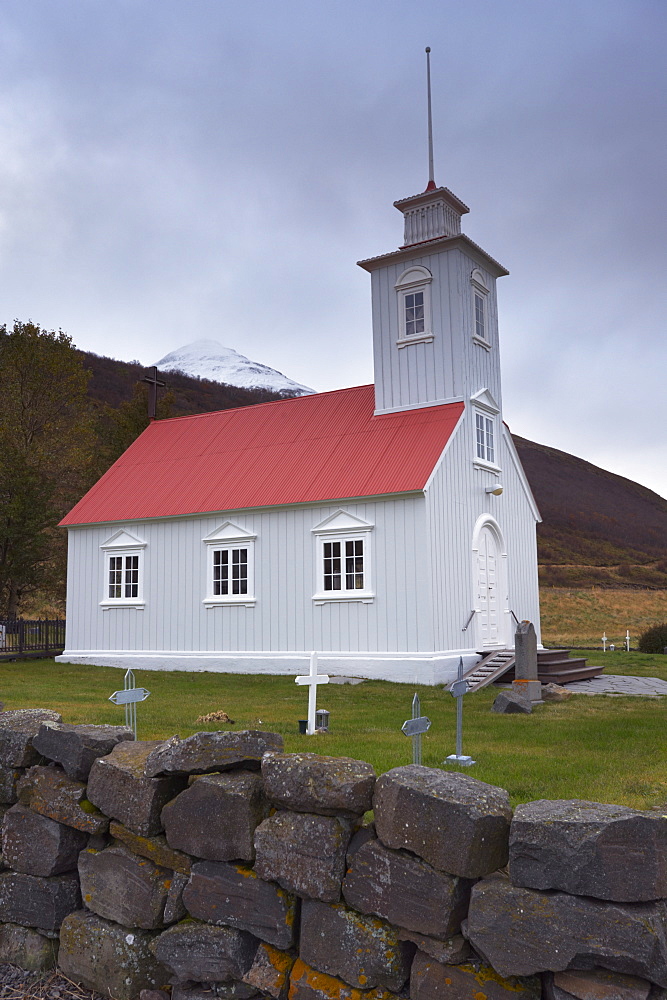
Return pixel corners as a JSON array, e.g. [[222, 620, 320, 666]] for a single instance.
[[513, 435, 667, 588]]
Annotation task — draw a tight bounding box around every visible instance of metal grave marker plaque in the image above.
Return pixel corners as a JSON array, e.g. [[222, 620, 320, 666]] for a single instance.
[[109, 668, 150, 737], [445, 657, 475, 766], [401, 693, 431, 765]]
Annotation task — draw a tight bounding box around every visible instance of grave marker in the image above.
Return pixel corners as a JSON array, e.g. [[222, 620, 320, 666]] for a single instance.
[[445, 657, 475, 766], [295, 652, 329, 735], [109, 668, 150, 738], [401, 693, 431, 765]]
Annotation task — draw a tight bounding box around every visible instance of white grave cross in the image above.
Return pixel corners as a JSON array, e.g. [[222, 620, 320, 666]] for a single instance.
[[295, 652, 329, 735]]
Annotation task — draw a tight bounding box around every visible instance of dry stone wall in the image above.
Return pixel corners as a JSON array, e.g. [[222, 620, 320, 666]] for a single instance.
[[0, 710, 664, 1000]]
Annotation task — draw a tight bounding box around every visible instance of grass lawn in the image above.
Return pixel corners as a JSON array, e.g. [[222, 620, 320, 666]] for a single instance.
[[1, 653, 666, 810], [540, 587, 667, 647]]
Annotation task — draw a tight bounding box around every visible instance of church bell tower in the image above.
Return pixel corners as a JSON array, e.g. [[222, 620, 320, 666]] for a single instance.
[[357, 50, 508, 416]]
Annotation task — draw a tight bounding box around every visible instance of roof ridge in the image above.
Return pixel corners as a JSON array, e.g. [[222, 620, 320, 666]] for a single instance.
[[150, 383, 374, 425]]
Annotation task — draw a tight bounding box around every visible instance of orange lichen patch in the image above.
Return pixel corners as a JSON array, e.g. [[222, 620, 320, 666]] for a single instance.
[[288, 958, 395, 999], [463, 963, 537, 995], [475, 993, 488, 1000]]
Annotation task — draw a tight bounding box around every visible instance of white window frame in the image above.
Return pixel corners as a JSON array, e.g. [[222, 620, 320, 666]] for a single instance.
[[471, 269, 491, 352], [471, 390, 501, 473], [99, 530, 147, 608], [202, 522, 257, 607], [312, 510, 374, 604], [395, 266, 434, 348]]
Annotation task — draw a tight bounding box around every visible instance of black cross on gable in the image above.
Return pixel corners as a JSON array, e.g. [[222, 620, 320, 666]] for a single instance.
[[141, 366, 167, 420]]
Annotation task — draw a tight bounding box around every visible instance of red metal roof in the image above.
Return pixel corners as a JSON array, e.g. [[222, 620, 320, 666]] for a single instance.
[[61, 385, 464, 526]]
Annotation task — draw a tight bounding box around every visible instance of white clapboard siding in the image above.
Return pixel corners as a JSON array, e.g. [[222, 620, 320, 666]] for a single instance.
[[371, 247, 502, 413], [64, 494, 433, 657]]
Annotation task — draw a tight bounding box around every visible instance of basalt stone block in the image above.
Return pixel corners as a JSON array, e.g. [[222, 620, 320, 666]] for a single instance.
[[32, 722, 134, 780], [410, 953, 541, 1000], [144, 730, 284, 778], [373, 765, 512, 878], [163, 772, 268, 862], [242, 942, 295, 999], [254, 811, 351, 902], [164, 872, 189, 924], [0, 870, 81, 930], [151, 920, 258, 984], [397, 930, 471, 965], [87, 740, 187, 837], [110, 820, 193, 874], [0, 922, 58, 971], [261, 752, 375, 817], [184, 859, 297, 949], [509, 800, 667, 902], [2, 802, 87, 875], [0, 709, 62, 767], [467, 876, 667, 985], [79, 843, 180, 929], [59, 909, 168, 1000], [17, 764, 109, 833], [299, 899, 412, 992], [552, 969, 652, 1000], [172, 986, 260, 1000], [342, 837, 472, 938], [491, 690, 532, 714], [289, 958, 400, 999], [0, 765, 23, 803], [542, 683, 572, 703]]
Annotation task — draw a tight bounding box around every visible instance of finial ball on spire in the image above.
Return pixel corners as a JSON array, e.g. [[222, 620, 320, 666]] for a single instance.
[[425, 46, 431, 53]]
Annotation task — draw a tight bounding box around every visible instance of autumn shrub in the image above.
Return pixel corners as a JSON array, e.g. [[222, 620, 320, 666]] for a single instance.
[[638, 623, 667, 654]]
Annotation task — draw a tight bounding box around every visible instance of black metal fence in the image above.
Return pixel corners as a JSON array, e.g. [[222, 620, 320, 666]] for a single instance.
[[0, 619, 65, 658]]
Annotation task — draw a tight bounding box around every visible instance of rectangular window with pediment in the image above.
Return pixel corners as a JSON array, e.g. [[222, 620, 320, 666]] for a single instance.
[[100, 530, 147, 608], [203, 521, 256, 606], [312, 509, 374, 604]]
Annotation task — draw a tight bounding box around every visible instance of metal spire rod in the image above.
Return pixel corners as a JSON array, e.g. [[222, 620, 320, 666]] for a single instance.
[[425, 46, 435, 190]]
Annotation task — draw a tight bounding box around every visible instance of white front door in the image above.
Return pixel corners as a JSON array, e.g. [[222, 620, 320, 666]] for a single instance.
[[477, 525, 500, 646]]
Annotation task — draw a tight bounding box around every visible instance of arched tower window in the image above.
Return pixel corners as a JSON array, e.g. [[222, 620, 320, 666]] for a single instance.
[[394, 266, 434, 348]]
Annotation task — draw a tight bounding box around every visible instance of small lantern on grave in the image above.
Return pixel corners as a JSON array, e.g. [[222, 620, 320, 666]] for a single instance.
[[315, 709, 330, 731]]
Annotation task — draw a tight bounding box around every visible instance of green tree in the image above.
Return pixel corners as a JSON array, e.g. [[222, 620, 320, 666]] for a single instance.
[[0, 320, 93, 617]]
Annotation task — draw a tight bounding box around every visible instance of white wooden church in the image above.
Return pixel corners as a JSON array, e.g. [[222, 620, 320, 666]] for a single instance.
[[58, 170, 541, 685]]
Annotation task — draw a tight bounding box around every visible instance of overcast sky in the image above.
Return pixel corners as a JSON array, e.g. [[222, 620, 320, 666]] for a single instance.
[[1, 1, 666, 500]]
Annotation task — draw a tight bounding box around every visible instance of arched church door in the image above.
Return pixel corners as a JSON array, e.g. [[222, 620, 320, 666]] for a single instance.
[[476, 524, 501, 646]]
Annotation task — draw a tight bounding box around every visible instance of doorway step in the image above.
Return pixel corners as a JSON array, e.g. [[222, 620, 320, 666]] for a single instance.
[[460, 649, 516, 693], [502, 649, 603, 685]]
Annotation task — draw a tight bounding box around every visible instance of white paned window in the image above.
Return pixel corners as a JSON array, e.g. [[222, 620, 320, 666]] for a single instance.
[[471, 269, 491, 350], [476, 413, 495, 464], [100, 530, 147, 607], [203, 522, 256, 606], [312, 510, 374, 604], [213, 547, 248, 596], [471, 390, 501, 472], [395, 266, 433, 348]]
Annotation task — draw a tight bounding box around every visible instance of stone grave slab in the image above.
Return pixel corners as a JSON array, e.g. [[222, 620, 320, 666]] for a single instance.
[[373, 765, 512, 877]]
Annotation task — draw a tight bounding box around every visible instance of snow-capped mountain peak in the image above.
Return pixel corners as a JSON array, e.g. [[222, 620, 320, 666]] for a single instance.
[[154, 340, 314, 396]]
